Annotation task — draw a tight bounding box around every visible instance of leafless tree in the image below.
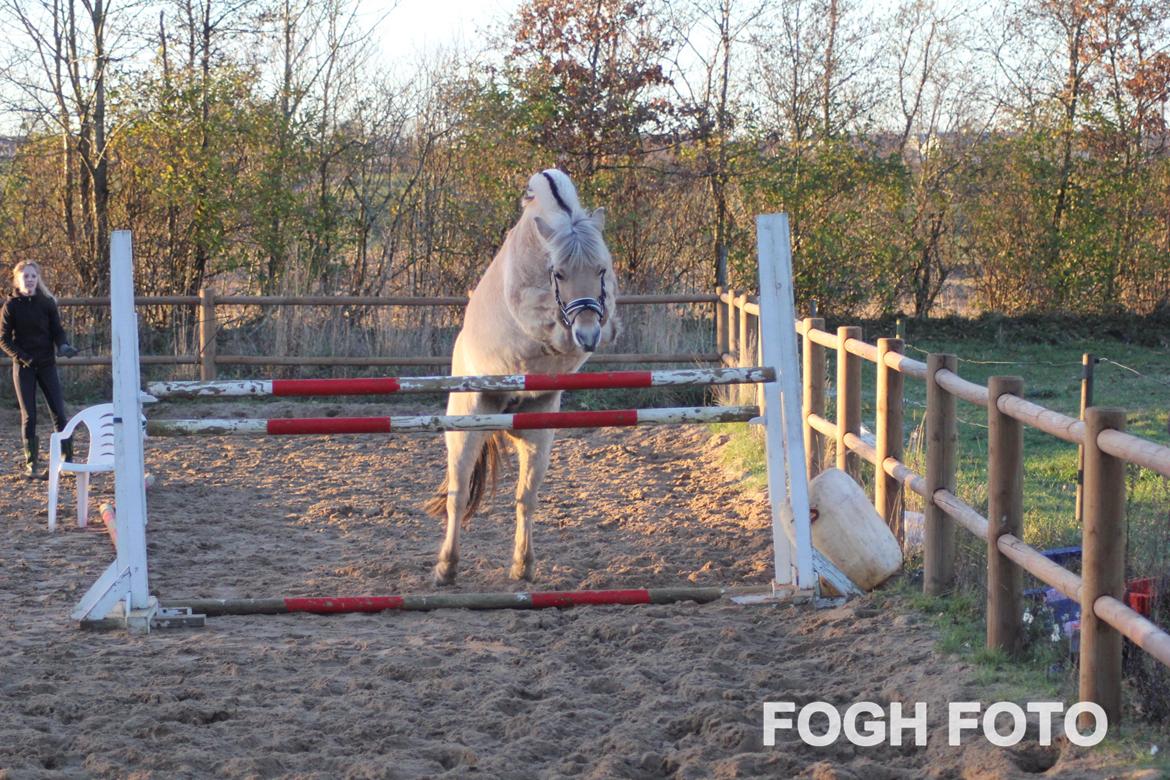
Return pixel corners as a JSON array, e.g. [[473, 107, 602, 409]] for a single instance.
[[989, 0, 1098, 257], [888, 0, 992, 316], [0, 0, 148, 292], [751, 0, 880, 142], [666, 0, 765, 287]]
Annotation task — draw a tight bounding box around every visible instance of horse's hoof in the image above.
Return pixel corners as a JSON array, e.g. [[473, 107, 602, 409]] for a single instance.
[[433, 562, 457, 586], [509, 560, 534, 582]]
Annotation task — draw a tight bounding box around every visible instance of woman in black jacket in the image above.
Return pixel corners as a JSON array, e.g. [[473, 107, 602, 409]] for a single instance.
[[0, 261, 79, 479]]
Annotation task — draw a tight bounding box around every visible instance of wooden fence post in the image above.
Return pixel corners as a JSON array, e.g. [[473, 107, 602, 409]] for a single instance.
[[715, 286, 728, 360], [198, 287, 217, 381], [726, 288, 738, 367], [836, 326, 862, 479], [1075, 353, 1096, 526], [737, 292, 750, 367], [987, 375, 1025, 655], [803, 317, 826, 482], [924, 353, 958, 596], [1079, 406, 1127, 727], [875, 338, 905, 539]]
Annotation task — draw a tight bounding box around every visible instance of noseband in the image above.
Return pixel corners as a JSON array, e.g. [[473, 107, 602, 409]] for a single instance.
[[551, 269, 608, 329]]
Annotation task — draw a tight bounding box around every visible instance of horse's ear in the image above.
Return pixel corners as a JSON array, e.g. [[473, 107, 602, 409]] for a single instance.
[[533, 215, 557, 243], [591, 207, 606, 231]]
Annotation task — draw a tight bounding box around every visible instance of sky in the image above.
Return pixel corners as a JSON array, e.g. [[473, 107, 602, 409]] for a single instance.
[[0, 0, 525, 134], [369, 0, 522, 64]]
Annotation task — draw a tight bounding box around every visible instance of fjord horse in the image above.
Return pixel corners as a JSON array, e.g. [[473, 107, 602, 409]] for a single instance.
[[426, 169, 619, 584]]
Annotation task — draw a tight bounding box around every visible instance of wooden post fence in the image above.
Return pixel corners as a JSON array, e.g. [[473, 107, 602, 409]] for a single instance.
[[726, 288, 739, 367], [875, 338, 904, 539], [1079, 406, 1127, 726], [1075, 353, 1095, 526], [737, 292, 750, 367], [715, 286, 728, 359], [987, 375, 1024, 655], [198, 287, 217, 381], [924, 353, 958, 596], [802, 317, 826, 482], [790, 318, 1170, 723], [40, 291, 730, 375], [836, 326, 862, 479]]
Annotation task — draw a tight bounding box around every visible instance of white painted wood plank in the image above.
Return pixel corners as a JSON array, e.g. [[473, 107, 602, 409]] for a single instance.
[[71, 562, 129, 622], [109, 231, 151, 610], [756, 214, 816, 590]]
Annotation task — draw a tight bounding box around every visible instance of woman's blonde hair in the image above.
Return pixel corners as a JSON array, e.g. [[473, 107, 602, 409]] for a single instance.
[[12, 260, 55, 301]]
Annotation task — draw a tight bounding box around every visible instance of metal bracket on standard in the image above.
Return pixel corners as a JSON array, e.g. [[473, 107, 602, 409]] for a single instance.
[[125, 597, 161, 634], [726, 561, 861, 609], [728, 586, 816, 606], [80, 601, 205, 632], [152, 606, 206, 629]]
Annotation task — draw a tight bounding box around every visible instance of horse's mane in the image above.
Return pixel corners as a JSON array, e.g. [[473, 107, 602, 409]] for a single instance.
[[525, 169, 610, 274], [544, 214, 609, 274]]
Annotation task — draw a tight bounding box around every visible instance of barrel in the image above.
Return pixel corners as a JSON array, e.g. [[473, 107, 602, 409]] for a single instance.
[[807, 468, 903, 590]]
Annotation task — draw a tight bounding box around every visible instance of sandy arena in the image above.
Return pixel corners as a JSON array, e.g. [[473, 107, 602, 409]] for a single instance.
[[0, 399, 1156, 778]]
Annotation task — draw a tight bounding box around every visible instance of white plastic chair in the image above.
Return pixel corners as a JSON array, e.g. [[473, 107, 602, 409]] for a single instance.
[[48, 403, 116, 531]]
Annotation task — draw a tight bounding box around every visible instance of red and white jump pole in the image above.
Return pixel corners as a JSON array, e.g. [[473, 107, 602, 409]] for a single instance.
[[162, 586, 723, 616], [145, 405, 759, 436], [146, 366, 774, 399]]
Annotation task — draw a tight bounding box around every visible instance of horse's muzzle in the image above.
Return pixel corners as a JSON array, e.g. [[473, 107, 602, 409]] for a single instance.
[[574, 322, 601, 352]]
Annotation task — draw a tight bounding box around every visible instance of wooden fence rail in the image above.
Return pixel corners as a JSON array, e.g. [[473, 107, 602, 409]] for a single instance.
[[756, 301, 1170, 727], [10, 292, 722, 376]]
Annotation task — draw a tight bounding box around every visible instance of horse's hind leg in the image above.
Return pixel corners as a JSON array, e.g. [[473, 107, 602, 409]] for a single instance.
[[509, 427, 554, 581], [434, 429, 487, 586]]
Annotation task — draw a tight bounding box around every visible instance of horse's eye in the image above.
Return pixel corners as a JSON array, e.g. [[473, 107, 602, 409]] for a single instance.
[[554, 272, 565, 281]]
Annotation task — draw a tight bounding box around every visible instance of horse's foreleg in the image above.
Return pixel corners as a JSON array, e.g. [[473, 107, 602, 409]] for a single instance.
[[510, 429, 554, 581], [434, 429, 486, 586]]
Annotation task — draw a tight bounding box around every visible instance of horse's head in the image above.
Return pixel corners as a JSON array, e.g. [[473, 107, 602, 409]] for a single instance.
[[523, 169, 618, 353]]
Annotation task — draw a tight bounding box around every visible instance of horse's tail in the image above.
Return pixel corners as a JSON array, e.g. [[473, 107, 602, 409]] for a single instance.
[[424, 432, 504, 529]]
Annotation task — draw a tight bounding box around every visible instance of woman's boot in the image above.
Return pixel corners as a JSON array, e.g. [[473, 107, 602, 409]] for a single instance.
[[23, 441, 47, 480]]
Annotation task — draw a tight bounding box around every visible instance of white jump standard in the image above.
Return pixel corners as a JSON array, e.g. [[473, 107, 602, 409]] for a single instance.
[[72, 232, 167, 631]]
